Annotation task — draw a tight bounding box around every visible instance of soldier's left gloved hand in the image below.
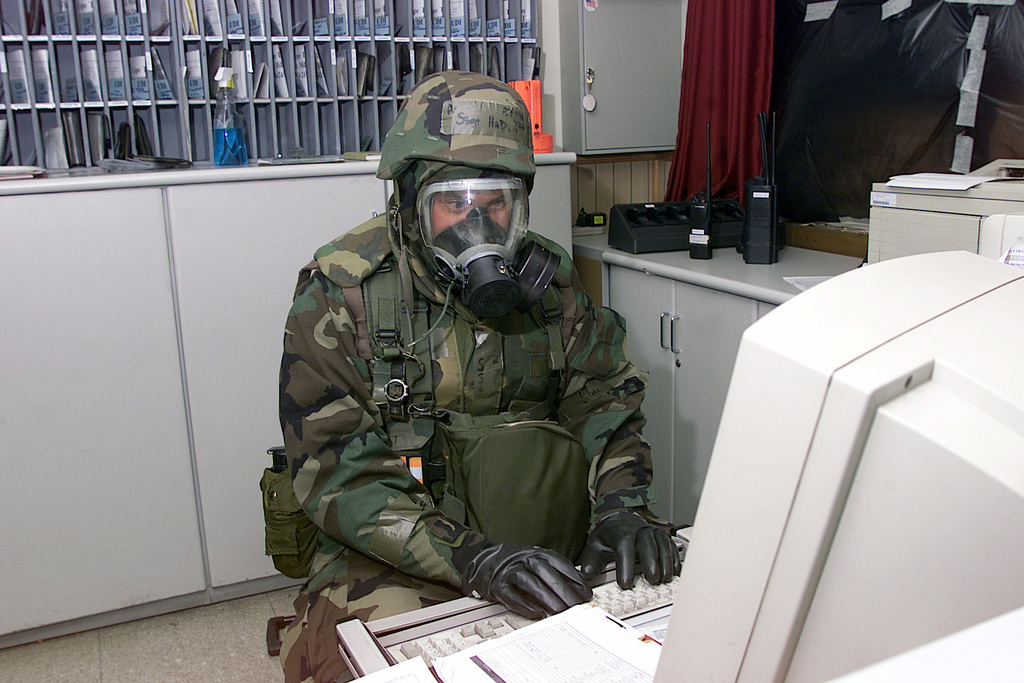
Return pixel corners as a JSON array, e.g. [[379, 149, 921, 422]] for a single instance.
[[577, 511, 682, 590]]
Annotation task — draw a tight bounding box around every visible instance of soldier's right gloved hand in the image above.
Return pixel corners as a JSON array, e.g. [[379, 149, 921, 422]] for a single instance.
[[461, 542, 593, 620]]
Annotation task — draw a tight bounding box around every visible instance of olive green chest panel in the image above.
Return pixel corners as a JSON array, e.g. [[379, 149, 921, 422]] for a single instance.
[[415, 308, 555, 417]]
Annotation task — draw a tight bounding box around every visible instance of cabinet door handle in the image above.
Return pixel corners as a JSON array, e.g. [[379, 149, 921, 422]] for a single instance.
[[660, 312, 671, 349], [670, 315, 681, 354]]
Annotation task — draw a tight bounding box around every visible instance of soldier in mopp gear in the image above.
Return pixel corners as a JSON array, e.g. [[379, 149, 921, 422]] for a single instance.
[[277, 72, 680, 683]]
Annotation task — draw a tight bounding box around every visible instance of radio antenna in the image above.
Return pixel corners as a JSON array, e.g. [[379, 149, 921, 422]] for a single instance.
[[705, 121, 712, 203]]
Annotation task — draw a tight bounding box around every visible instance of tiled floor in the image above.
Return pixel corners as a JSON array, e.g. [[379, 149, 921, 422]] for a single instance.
[[0, 587, 299, 682]]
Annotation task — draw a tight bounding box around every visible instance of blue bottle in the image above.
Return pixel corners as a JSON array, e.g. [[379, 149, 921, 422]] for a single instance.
[[212, 67, 248, 166]]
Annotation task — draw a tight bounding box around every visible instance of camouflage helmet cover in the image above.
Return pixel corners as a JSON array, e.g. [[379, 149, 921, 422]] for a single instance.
[[377, 72, 536, 191]]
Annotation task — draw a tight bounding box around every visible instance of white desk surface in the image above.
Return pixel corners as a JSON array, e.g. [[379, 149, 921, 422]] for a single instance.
[[0, 152, 576, 196], [573, 233, 865, 306]]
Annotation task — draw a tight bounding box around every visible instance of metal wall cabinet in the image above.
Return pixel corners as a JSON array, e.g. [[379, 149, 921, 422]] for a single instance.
[[557, 0, 682, 154], [0, 0, 539, 167]]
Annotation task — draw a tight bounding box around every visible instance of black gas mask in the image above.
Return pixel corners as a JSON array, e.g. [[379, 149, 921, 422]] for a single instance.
[[417, 177, 560, 318]]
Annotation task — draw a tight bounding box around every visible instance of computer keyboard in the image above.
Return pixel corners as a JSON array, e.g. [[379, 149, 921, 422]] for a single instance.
[[380, 573, 681, 666], [363, 530, 691, 669]]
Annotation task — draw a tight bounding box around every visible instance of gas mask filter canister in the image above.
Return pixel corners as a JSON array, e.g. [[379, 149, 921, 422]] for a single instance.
[[417, 177, 560, 318]]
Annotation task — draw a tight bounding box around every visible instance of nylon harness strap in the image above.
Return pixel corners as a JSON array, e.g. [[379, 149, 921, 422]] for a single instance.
[[536, 284, 566, 404], [361, 260, 433, 422], [357, 261, 567, 485]]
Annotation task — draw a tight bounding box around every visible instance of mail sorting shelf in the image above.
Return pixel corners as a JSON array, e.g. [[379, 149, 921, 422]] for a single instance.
[[0, 0, 540, 168]]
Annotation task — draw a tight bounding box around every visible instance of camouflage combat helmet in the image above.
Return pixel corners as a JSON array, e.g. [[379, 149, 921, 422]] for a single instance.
[[377, 72, 536, 192]]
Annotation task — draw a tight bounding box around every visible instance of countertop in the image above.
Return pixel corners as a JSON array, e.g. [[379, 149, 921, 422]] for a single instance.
[[573, 232, 865, 306]]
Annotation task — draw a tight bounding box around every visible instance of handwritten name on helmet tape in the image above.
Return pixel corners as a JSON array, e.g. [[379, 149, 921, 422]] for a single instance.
[[440, 100, 528, 145]]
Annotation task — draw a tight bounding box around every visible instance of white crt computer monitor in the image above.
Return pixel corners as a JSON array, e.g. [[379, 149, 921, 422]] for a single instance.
[[654, 251, 1024, 682]]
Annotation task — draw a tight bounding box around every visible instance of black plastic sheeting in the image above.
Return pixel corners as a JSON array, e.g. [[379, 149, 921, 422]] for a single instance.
[[772, 0, 1024, 222]]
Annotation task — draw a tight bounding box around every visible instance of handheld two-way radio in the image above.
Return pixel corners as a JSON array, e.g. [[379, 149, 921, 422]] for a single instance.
[[688, 122, 713, 260], [741, 111, 780, 264]]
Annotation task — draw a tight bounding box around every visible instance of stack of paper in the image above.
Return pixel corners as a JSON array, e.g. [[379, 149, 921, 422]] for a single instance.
[[0, 166, 46, 181], [99, 0, 118, 33], [202, 0, 223, 35], [31, 48, 53, 103], [346, 605, 663, 683], [435, 605, 660, 683], [7, 48, 29, 103], [180, 0, 199, 33], [272, 44, 289, 97]]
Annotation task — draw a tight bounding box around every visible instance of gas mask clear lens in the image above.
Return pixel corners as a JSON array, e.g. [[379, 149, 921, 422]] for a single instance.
[[417, 177, 559, 318]]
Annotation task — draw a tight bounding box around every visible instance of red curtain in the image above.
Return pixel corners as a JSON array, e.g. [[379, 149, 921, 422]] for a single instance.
[[665, 1, 775, 203]]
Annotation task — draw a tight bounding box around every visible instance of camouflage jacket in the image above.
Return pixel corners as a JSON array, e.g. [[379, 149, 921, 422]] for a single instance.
[[279, 214, 656, 588]]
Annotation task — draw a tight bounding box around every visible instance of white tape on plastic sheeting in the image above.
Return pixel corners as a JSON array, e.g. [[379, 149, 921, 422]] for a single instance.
[[956, 46, 987, 127], [957, 90, 980, 127], [951, 134, 974, 174], [956, 14, 990, 130], [962, 48, 987, 93], [967, 15, 991, 50], [804, 1, 838, 21], [881, 0, 912, 20]]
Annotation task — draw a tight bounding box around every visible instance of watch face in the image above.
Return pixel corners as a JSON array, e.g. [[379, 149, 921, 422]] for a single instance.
[[385, 379, 409, 402]]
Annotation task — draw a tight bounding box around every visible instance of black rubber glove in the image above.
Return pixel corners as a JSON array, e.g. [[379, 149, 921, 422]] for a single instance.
[[577, 511, 682, 590], [462, 542, 593, 620]]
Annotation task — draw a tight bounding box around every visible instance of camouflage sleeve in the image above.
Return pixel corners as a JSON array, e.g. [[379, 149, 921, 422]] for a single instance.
[[554, 258, 657, 525], [279, 269, 489, 586]]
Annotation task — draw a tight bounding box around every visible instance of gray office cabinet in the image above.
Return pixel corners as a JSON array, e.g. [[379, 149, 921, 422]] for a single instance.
[[590, 243, 864, 527], [608, 264, 767, 526], [0, 187, 208, 636], [0, 0, 539, 167], [558, 0, 682, 154], [166, 174, 386, 590]]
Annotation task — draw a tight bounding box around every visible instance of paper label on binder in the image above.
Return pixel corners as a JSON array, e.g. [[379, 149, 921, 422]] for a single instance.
[[54, 9, 73, 33], [354, 0, 369, 34], [31, 48, 53, 103], [125, 12, 143, 33], [430, 0, 444, 36], [105, 49, 126, 99], [100, 0, 119, 34], [78, 0, 96, 33], [450, 0, 464, 36], [129, 54, 150, 99]]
